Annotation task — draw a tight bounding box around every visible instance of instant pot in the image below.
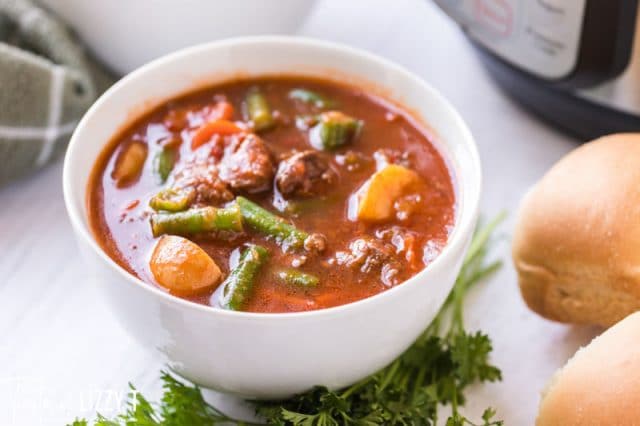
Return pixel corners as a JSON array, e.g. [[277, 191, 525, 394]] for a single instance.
[[435, 0, 640, 139]]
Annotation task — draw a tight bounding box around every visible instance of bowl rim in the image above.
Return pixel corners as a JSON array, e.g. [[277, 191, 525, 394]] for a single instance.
[[63, 35, 481, 321]]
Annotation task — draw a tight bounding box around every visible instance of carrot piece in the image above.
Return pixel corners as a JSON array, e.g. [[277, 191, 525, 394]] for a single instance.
[[124, 199, 140, 210], [207, 101, 234, 121], [191, 120, 244, 149], [402, 233, 420, 270]]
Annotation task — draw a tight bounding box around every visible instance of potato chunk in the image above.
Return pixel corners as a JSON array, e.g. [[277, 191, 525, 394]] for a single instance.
[[112, 141, 147, 187], [350, 164, 421, 222], [150, 235, 222, 296]]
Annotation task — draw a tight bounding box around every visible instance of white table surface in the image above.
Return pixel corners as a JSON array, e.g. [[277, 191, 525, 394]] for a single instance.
[[0, 1, 603, 424]]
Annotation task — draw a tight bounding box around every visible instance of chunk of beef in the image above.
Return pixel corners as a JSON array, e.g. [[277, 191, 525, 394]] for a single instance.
[[304, 232, 327, 253], [335, 236, 401, 286], [275, 150, 336, 198], [173, 162, 234, 206], [219, 133, 274, 193], [376, 226, 421, 269]]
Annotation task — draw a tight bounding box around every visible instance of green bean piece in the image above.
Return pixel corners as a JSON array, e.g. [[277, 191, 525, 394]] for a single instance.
[[277, 269, 319, 288], [149, 187, 195, 212], [309, 111, 362, 150], [154, 147, 176, 183], [236, 196, 309, 250], [289, 88, 336, 108], [294, 115, 319, 131], [150, 205, 243, 237], [220, 245, 269, 311], [246, 88, 274, 131]]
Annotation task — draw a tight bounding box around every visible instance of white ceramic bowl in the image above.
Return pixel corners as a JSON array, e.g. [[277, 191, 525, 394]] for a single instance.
[[63, 37, 481, 399], [41, 0, 318, 74]]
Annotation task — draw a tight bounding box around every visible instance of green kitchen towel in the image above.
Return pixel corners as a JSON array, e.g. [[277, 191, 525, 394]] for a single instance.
[[0, 0, 114, 186]]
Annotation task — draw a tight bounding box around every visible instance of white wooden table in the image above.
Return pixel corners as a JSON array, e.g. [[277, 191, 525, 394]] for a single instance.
[[0, 1, 602, 424]]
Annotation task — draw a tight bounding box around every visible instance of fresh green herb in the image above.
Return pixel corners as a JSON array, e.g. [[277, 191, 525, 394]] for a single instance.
[[69, 372, 237, 426], [70, 214, 505, 426]]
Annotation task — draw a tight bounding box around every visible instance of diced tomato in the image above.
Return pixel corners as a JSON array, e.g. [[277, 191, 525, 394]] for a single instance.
[[191, 119, 244, 149], [164, 102, 234, 134], [207, 101, 234, 121], [163, 109, 189, 131]]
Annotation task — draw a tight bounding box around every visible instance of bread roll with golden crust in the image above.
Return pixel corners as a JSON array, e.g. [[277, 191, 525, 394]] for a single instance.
[[513, 134, 640, 327], [537, 311, 640, 425]]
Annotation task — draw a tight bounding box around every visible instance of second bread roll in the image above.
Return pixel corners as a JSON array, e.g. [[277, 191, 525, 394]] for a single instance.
[[537, 311, 640, 425], [512, 134, 640, 327]]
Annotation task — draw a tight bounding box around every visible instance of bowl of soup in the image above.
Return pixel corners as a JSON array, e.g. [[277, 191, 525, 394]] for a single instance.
[[63, 37, 481, 398]]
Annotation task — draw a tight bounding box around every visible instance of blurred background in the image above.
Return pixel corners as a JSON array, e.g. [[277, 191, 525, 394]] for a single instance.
[[2, 0, 624, 424]]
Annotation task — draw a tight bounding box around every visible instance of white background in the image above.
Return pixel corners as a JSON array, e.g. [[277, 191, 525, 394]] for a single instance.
[[0, 0, 602, 424]]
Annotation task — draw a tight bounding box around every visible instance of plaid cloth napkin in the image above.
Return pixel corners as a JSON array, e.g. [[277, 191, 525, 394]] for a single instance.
[[0, 0, 114, 186]]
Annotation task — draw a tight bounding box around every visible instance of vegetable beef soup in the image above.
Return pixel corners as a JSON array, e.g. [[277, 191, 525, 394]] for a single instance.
[[87, 77, 455, 313]]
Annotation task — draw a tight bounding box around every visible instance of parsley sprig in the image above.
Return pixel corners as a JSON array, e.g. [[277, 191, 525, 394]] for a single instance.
[[71, 214, 505, 426]]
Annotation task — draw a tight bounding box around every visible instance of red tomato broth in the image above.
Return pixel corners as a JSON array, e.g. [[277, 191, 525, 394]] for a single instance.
[[87, 76, 456, 313]]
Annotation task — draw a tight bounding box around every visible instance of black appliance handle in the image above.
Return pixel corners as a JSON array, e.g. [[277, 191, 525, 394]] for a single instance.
[[560, 0, 638, 89]]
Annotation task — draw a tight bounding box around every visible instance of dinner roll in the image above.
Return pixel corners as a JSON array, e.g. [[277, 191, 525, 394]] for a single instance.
[[512, 133, 640, 327], [536, 311, 640, 425]]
